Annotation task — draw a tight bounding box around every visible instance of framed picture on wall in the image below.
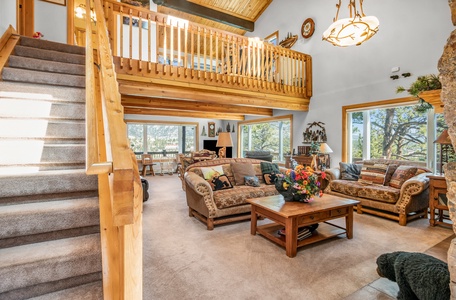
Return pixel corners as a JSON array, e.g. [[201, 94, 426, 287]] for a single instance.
[[264, 31, 279, 46], [208, 122, 215, 137], [41, 0, 66, 5]]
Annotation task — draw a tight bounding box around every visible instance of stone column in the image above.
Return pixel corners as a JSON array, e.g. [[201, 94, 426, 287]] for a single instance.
[[439, 1, 456, 298]]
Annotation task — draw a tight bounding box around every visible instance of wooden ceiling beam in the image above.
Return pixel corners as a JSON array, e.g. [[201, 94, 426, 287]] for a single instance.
[[121, 96, 273, 116], [152, 0, 254, 32], [124, 107, 245, 120], [118, 81, 309, 111]]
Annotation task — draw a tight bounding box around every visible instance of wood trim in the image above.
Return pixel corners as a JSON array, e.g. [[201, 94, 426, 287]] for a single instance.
[[124, 107, 245, 120], [17, 0, 34, 36], [67, 0, 74, 44], [118, 80, 309, 111], [419, 89, 443, 113], [0, 28, 20, 75], [121, 95, 273, 116], [341, 96, 417, 161]]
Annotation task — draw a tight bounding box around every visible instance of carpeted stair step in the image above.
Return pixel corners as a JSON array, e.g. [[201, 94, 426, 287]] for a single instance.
[[0, 97, 85, 119], [0, 197, 99, 240], [2, 67, 85, 87], [0, 169, 97, 199], [0, 118, 85, 139], [0, 142, 85, 165], [0, 81, 85, 103], [28, 281, 103, 300], [19, 36, 85, 56], [0, 234, 102, 295], [8, 55, 85, 76], [13, 45, 85, 65]]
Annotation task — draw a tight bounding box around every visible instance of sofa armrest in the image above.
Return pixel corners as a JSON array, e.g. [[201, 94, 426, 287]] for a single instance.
[[324, 168, 341, 181], [184, 172, 219, 218], [396, 172, 431, 211]]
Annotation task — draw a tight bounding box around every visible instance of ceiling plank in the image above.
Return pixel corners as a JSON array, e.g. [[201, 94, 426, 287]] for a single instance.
[[124, 107, 245, 120], [121, 96, 273, 116], [118, 81, 309, 111], [152, 0, 254, 32]]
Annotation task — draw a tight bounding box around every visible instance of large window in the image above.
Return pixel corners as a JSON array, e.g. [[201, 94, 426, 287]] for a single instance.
[[344, 98, 447, 171], [238, 115, 292, 162], [127, 121, 198, 156]]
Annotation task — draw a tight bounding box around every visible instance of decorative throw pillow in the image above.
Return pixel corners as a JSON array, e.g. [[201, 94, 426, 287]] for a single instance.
[[263, 172, 279, 185], [358, 162, 388, 186], [210, 175, 233, 191], [201, 166, 224, 180], [244, 176, 260, 187], [339, 162, 362, 181], [389, 166, 417, 189], [383, 164, 399, 186], [260, 162, 280, 174], [231, 162, 256, 185]]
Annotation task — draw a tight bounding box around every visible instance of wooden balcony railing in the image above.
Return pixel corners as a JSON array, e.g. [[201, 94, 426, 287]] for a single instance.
[[101, 0, 312, 99], [84, 0, 142, 299]]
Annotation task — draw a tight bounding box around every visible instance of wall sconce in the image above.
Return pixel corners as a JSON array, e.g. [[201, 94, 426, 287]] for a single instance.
[[402, 72, 411, 78], [201, 125, 207, 136], [322, 0, 379, 47], [390, 75, 399, 80]]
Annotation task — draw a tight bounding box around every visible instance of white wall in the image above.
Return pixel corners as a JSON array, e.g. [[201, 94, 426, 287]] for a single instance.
[[35, 0, 67, 43], [246, 0, 454, 164], [0, 0, 67, 43], [0, 1, 16, 34]]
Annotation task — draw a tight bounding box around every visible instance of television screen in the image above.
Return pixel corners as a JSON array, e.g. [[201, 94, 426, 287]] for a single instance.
[[203, 140, 232, 158]]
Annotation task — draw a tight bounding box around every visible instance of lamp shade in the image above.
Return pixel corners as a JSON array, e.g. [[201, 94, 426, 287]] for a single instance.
[[216, 132, 233, 147], [434, 129, 452, 145], [319, 143, 333, 154]]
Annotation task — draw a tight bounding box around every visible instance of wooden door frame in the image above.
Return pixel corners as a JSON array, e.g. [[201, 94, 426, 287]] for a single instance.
[[16, 0, 34, 36], [67, 0, 75, 44]]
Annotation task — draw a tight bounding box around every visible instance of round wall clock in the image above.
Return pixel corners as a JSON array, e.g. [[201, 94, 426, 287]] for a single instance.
[[301, 18, 315, 39]]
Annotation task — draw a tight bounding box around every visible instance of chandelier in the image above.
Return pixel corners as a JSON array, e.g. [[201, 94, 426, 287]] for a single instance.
[[322, 0, 379, 47]]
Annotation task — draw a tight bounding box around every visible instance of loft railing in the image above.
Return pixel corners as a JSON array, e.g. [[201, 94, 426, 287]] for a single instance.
[[84, 0, 142, 299], [101, 0, 312, 98]]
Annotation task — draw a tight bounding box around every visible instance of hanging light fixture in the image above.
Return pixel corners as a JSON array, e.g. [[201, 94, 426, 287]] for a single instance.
[[322, 0, 379, 47]]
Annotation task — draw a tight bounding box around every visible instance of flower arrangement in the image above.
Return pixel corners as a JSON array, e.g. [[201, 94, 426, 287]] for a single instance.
[[275, 165, 325, 202]]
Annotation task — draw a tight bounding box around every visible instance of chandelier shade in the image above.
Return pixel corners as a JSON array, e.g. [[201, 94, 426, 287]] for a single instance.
[[322, 0, 379, 47]]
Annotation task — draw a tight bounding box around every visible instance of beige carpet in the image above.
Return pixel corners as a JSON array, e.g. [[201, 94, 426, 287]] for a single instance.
[[143, 175, 453, 300]]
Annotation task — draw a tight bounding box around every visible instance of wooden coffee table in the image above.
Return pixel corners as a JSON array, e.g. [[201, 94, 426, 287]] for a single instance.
[[247, 194, 359, 258]]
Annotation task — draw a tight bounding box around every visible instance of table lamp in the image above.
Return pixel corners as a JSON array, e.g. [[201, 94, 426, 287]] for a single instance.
[[319, 142, 333, 170], [216, 132, 233, 158]]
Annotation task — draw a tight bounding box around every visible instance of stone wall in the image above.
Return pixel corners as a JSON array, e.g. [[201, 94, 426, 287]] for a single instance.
[[438, 1, 456, 298]]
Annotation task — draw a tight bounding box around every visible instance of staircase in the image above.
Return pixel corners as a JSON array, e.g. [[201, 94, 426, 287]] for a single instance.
[[0, 36, 103, 299]]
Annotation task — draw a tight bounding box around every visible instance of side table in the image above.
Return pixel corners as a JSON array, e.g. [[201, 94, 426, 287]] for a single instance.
[[427, 174, 451, 227]]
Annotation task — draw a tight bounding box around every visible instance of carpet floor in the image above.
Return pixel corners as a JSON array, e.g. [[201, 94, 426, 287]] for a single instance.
[[143, 175, 453, 300]]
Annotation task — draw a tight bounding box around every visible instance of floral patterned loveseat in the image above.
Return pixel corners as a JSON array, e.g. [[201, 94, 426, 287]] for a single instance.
[[184, 158, 285, 230], [324, 159, 432, 226]]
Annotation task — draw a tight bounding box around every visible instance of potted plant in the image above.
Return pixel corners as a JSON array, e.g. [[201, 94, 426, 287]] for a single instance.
[[396, 74, 442, 112]]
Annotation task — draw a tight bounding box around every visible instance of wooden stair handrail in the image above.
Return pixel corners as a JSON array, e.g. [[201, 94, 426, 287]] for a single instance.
[[85, 0, 143, 299], [0, 25, 19, 75]]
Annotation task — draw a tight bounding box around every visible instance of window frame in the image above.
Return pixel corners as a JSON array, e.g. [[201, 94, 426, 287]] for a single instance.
[[342, 96, 440, 170], [237, 114, 293, 162], [125, 119, 199, 155]]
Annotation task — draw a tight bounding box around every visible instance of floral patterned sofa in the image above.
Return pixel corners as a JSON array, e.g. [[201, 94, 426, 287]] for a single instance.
[[324, 159, 432, 226], [184, 158, 284, 230]]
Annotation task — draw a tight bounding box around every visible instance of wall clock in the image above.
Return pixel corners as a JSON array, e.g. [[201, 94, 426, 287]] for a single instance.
[[208, 122, 215, 137], [301, 18, 315, 39]]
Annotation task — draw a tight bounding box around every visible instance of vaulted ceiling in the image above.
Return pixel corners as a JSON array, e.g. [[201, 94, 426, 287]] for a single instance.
[[155, 0, 272, 35]]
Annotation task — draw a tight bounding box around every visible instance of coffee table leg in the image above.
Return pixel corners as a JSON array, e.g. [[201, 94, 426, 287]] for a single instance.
[[250, 206, 257, 235], [285, 217, 297, 258], [346, 206, 354, 239]]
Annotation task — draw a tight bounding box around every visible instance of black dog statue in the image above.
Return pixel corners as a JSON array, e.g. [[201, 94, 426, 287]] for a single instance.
[[376, 251, 450, 300]]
